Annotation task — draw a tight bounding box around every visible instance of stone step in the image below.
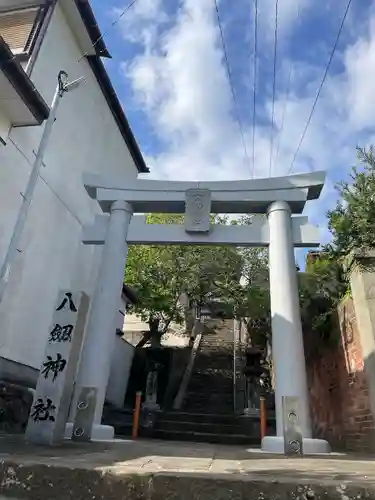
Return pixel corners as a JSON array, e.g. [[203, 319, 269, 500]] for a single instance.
[[194, 360, 233, 369], [199, 345, 233, 350], [199, 346, 233, 351], [190, 370, 234, 378], [183, 405, 234, 414], [196, 352, 233, 366], [189, 373, 233, 379], [154, 419, 248, 436], [187, 383, 233, 393], [200, 337, 233, 344], [186, 385, 233, 394], [107, 412, 276, 439], [149, 428, 259, 446], [196, 348, 233, 354], [195, 354, 233, 360], [185, 392, 234, 402], [185, 399, 233, 408], [158, 411, 243, 424], [188, 383, 233, 390]]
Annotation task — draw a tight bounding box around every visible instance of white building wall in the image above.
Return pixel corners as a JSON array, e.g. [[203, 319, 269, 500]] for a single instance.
[[105, 296, 134, 407], [106, 336, 134, 408], [123, 313, 190, 348], [0, 3, 139, 371]]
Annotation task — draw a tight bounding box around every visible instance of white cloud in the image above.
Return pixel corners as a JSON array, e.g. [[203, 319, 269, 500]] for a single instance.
[[259, 0, 311, 43], [117, 0, 375, 244], [344, 15, 375, 130], [114, 0, 167, 46], [122, 0, 248, 180]]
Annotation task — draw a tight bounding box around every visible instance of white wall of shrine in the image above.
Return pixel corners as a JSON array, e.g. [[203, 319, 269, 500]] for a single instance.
[[0, 3, 140, 379], [106, 336, 134, 408]]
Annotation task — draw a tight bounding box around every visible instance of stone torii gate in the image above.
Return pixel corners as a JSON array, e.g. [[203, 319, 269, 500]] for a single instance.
[[71, 171, 330, 454]]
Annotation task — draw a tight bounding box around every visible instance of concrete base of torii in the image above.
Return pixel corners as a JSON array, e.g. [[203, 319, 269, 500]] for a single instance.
[[262, 436, 330, 454], [65, 422, 114, 441]]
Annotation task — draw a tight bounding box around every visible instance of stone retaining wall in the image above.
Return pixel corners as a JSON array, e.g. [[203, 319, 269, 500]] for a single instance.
[[306, 297, 375, 452], [0, 461, 374, 500]]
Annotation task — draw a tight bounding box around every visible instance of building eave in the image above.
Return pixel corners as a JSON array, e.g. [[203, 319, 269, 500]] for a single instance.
[[73, 0, 111, 58], [0, 37, 50, 125]]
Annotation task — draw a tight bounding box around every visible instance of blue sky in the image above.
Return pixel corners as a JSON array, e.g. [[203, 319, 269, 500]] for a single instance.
[[88, 0, 375, 260]]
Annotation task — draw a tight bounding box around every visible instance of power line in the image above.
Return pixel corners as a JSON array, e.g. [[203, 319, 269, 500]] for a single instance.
[[276, 0, 301, 164], [275, 65, 293, 163], [213, 0, 250, 167], [251, 0, 259, 177], [288, 0, 353, 174], [77, 0, 140, 63], [269, 0, 279, 177]]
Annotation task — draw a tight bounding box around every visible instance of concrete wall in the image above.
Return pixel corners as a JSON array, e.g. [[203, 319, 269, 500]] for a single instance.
[[106, 336, 134, 408], [0, 3, 139, 375]]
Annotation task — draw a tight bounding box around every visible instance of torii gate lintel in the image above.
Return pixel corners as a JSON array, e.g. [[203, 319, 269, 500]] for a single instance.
[[83, 171, 325, 215]]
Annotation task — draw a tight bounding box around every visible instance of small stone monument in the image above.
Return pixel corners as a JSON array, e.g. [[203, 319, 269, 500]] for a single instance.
[[144, 364, 160, 411], [25, 291, 89, 445], [140, 362, 161, 431], [244, 348, 264, 416]]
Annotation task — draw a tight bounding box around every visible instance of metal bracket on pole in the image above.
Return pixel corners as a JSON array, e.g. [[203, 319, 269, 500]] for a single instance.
[[282, 396, 303, 456]]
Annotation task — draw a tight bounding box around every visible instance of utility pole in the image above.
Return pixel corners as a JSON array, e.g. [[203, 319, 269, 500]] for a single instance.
[[0, 71, 85, 305]]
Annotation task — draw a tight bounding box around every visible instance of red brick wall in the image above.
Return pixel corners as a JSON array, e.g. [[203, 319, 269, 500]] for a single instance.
[[305, 297, 375, 453]]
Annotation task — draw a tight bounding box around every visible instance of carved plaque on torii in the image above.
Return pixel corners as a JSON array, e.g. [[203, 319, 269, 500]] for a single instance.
[[184, 189, 211, 233]]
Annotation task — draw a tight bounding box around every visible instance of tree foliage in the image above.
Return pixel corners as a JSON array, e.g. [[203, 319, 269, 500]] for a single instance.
[[125, 214, 270, 344], [125, 214, 244, 338], [298, 145, 375, 346], [218, 245, 270, 347], [299, 255, 347, 344], [326, 146, 375, 257]]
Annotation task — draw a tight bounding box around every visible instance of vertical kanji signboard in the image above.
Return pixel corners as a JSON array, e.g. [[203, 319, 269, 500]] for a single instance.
[[25, 290, 89, 445]]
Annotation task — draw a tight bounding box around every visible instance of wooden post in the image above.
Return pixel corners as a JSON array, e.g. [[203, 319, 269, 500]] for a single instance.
[[132, 391, 142, 440], [260, 396, 267, 441]]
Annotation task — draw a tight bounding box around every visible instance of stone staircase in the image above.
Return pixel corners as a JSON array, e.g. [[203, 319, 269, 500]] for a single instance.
[[182, 319, 235, 414], [147, 319, 263, 445], [103, 319, 275, 445], [103, 406, 264, 446], [149, 410, 260, 445]]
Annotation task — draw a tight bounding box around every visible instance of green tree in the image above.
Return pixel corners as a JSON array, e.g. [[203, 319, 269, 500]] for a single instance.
[[124, 213, 244, 346], [326, 146, 375, 257], [235, 217, 270, 346], [299, 255, 347, 342]]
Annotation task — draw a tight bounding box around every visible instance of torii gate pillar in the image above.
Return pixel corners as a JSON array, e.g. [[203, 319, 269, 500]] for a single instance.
[[264, 201, 329, 454]]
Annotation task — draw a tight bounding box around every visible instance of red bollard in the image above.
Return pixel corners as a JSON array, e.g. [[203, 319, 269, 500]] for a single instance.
[[132, 391, 142, 440], [260, 396, 267, 441]]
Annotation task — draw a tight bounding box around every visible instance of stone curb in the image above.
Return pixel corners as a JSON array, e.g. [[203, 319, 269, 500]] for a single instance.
[[1, 460, 375, 500]]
